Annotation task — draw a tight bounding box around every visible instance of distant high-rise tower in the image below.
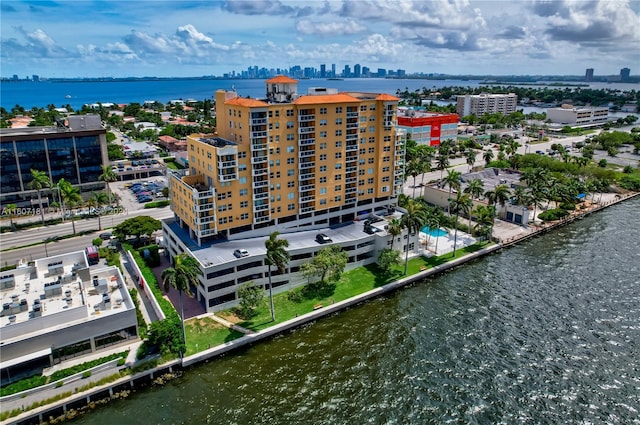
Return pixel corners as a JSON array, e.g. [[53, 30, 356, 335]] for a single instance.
[[585, 68, 594, 82], [331, 64, 336, 78], [320, 64, 326, 78], [620, 68, 630, 82], [354, 64, 361, 78]]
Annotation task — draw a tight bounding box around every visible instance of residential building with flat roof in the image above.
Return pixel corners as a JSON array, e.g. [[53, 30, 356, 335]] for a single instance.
[[396, 107, 458, 146], [456, 93, 518, 117], [0, 251, 137, 383], [0, 115, 108, 206], [163, 77, 406, 311]]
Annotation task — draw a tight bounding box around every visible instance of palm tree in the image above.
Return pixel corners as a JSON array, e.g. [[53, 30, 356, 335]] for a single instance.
[[472, 205, 495, 240], [162, 253, 202, 357], [58, 179, 82, 234], [87, 191, 109, 230], [465, 149, 477, 172], [99, 164, 118, 205], [400, 198, 427, 275], [4, 203, 17, 230], [482, 149, 494, 165], [264, 231, 290, 322], [449, 192, 473, 257], [463, 178, 484, 201], [388, 218, 402, 250], [443, 169, 461, 214], [27, 169, 51, 225], [436, 154, 449, 182], [406, 160, 421, 198]]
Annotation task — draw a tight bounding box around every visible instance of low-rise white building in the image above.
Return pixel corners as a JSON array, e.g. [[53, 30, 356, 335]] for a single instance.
[[0, 251, 138, 383], [547, 105, 609, 126]]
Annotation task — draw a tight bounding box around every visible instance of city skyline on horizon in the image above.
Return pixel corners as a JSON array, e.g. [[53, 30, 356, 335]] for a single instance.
[[1, 0, 639, 79]]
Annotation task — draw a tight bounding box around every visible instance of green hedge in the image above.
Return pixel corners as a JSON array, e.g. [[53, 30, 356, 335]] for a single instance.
[[144, 200, 171, 209]]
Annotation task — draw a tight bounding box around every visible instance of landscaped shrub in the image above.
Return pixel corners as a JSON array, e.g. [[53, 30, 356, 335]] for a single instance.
[[559, 202, 576, 211], [538, 208, 569, 221], [619, 174, 640, 191], [137, 244, 160, 267]]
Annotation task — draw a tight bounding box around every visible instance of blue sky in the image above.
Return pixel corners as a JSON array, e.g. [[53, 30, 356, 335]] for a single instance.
[[1, 0, 639, 78]]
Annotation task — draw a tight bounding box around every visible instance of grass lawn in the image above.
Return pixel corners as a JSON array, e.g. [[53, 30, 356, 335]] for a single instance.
[[216, 241, 493, 334], [184, 317, 244, 355]]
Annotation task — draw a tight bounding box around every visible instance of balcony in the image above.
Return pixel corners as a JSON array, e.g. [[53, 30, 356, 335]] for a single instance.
[[193, 203, 215, 212], [346, 177, 357, 184], [252, 168, 268, 176], [299, 127, 315, 134], [299, 150, 315, 158], [254, 215, 270, 224], [218, 160, 237, 168], [300, 206, 315, 213], [300, 195, 315, 202], [254, 192, 269, 200], [345, 187, 357, 194], [299, 115, 315, 122], [254, 203, 269, 211], [251, 155, 268, 164], [251, 118, 267, 125], [344, 197, 357, 204], [253, 180, 268, 188], [299, 171, 315, 180], [251, 143, 267, 151], [218, 174, 237, 182], [346, 112, 359, 118], [299, 184, 315, 192], [299, 161, 315, 169], [346, 166, 357, 173], [251, 131, 268, 138], [346, 143, 358, 151], [299, 138, 315, 146]]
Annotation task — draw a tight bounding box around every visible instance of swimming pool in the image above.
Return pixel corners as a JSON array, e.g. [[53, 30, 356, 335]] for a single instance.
[[421, 226, 447, 237]]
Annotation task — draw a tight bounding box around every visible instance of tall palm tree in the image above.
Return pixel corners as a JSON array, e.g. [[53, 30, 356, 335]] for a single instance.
[[472, 205, 495, 240], [264, 231, 290, 322], [406, 160, 421, 198], [436, 154, 449, 182], [400, 199, 427, 275], [87, 191, 109, 231], [465, 149, 477, 172], [388, 218, 402, 250], [162, 253, 202, 357], [58, 179, 82, 234], [449, 192, 473, 257], [27, 169, 51, 225], [463, 178, 484, 201], [484, 184, 511, 219], [443, 169, 461, 214], [99, 164, 118, 205]]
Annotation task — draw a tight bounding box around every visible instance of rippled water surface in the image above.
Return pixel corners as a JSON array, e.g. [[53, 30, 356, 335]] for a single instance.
[[77, 199, 640, 424]]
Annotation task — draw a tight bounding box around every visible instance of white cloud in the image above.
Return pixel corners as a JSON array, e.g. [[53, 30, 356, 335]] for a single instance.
[[295, 19, 367, 37]]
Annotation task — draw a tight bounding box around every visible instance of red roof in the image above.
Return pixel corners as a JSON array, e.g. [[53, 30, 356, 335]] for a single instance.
[[225, 97, 270, 107], [376, 93, 400, 101], [266, 75, 298, 84]]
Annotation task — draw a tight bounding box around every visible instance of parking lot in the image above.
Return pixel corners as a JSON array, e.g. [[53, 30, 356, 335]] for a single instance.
[[111, 176, 169, 213]]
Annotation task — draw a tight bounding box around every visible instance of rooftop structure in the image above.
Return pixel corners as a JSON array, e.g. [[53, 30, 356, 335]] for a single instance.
[[0, 251, 137, 383]]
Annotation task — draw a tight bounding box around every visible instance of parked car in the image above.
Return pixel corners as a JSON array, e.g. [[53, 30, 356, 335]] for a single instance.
[[138, 196, 153, 203], [233, 248, 249, 258], [99, 232, 113, 240], [316, 233, 332, 244]]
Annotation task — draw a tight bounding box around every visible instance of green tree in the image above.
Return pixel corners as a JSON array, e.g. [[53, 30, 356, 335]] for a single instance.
[[162, 253, 201, 357], [463, 178, 484, 201], [483, 149, 494, 165], [465, 149, 477, 172], [378, 248, 401, 274], [27, 169, 51, 225], [99, 164, 118, 205], [58, 178, 81, 234], [387, 218, 402, 250], [400, 198, 427, 275], [301, 245, 348, 285], [113, 216, 161, 243], [237, 282, 265, 319], [264, 231, 290, 321], [92, 238, 103, 248]]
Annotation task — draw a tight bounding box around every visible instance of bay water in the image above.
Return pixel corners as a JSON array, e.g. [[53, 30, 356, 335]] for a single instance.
[[71, 197, 640, 424]]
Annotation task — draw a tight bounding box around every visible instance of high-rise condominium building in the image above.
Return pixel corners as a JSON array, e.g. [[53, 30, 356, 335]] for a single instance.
[[168, 76, 403, 246], [620, 68, 631, 82], [585, 68, 594, 82], [456, 93, 518, 117]]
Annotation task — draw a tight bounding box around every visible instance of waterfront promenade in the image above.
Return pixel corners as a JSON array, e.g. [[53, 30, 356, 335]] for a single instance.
[[1, 190, 638, 425]]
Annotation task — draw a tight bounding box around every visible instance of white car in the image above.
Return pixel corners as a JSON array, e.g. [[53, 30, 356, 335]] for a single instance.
[[233, 249, 249, 258]]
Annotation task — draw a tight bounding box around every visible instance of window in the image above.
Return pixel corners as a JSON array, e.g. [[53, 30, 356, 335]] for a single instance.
[[320, 187, 327, 194], [287, 181, 295, 188], [359, 169, 365, 175], [334, 195, 342, 202], [369, 105, 375, 110], [287, 134, 294, 141], [369, 126, 375, 132], [240, 213, 249, 220], [367, 188, 374, 194], [320, 131, 327, 138], [240, 201, 248, 208], [239, 177, 248, 184], [336, 107, 342, 113], [320, 107, 327, 114], [368, 147, 375, 153], [286, 109, 293, 116], [288, 204, 295, 210], [334, 185, 342, 191], [320, 154, 327, 161], [383, 146, 391, 152], [367, 177, 374, 184], [275, 110, 280, 117], [320, 199, 327, 205], [287, 157, 295, 164], [335, 118, 342, 125], [382, 166, 390, 172], [359, 148, 366, 154], [320, 165, 327, 172], [358, 180, 365, 186], [383, 156, 390, 162], [382, 186, 389, 192], [319, 176, 327, 183], [335, 141, 342, 148], [335, 174, 342, 181], [287, 146, 295, 153], [240, 188, 248, 196], [239, 164, 247, 171], [382, 176, 390, 182], [335, 130, 342, 136], [335, 152, 342, 159], [335, 163, 342, 169], [319, 143, 327, 149], [288, 192, 295, 200], [287, 169, 295, 176], [287, 121, 294, 129], [369, 137, 375, 143], [368, 158, 374, 164], [320, 119, 327, 126], [238, 151, 247, 158], [368, 168, 374, 174]]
